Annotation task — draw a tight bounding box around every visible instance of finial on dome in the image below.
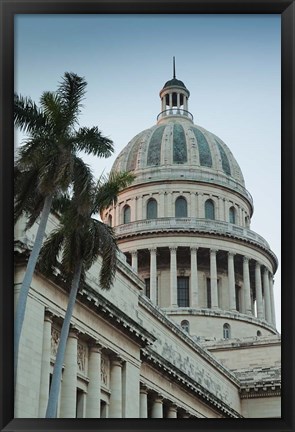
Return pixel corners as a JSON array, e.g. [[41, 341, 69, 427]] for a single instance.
[[173, 56, 176, 79]]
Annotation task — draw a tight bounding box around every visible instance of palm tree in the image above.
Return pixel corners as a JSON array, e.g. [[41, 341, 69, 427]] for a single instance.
[[38, 171, 134, 418], [14, 72, 113, 381]]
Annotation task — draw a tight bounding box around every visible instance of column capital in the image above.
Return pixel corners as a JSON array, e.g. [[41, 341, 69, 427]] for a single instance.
[[68, 326, 80, 339], [131, 250, 138, 256], [243, 256, 250, 264], [210, 248, 218, 254], [140, 383, 148, 394], [255, 261, 262, 268], [228, 251, 235, 258], [190, 246, 198, 253], [152, 393, 163, 403], [110, 354, 123, 367], [149, 247, 157, 254], [88, 341, 103, 353], [169, 246, 177, 253], [44, 309, 54, 322]]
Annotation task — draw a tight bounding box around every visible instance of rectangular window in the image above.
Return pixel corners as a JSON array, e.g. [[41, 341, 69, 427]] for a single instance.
[[206, 278, 211, 308], [145, 278, 150, 298], [76, 388, 85, 418], [177, 277, 189, 307], [235, 284, 240, 311], [100, 400, 107, 418]]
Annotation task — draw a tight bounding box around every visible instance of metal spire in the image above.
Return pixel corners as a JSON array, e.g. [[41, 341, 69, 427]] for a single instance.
[[173, 56, 176, 79]]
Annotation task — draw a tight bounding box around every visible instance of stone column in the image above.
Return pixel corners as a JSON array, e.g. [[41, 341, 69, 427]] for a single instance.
[[269, 273, 276, 327], [170, 247, 178, 307], [228, 252, 236, 311], [190, 192, 197, 217], [131, 250, 138, 273], [177, 93, 180, 109], [139, 384, 148, 418], [109, 355, 123, 418], [122, 361, 140, 418], [255, 262, 264, 319], [137, 196, 143, 221], [159, 192, 165, 217], [167, 192, 173, 217], [224, 200, 229, 222], [86, 342, 102, 418], [60, 329, 78, 418], [115, 203, 120, 225], [243, 257, 252, 315], [167, 403, 177, 418], [197, 193, 204, 218], [218, 197, 224, 220], [210, 249, 219, 309], [263, 268, 272, 324], [38, 311, 53, 417], [190, 247, 198, 307], [151, 394, 163, 418], [149, 248, 157, 304]]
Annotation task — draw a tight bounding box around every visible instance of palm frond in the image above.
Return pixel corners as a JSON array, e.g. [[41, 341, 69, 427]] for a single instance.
[[14, 93, 48, 134], [14, 166, 44, 225], [93, 170, 135, 213], [72, 157, 94, 214], [58, 72, 87, 127], [40, 92, 64, 133], [38, 229, 65, 276], [74, 126, 114, 157], [86, 219, 118, 290]]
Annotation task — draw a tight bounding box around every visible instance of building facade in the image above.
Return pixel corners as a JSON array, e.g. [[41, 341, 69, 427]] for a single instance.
[[14, 72, 281, 418]]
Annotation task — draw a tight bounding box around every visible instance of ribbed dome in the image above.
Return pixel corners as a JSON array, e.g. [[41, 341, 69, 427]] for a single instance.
[[111, 71, 252, 204], [112, 119, 246, 187], [163, 78, 187, 89]]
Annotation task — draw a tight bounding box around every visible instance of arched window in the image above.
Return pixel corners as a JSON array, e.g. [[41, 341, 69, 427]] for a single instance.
[[175, 196, 187, 217], [205, 199, 215, 220], [223, 323, 231, 339], [181, 320, 190, 333], [229, 206, 236, 224], [245, 216, 250, 228], [123, 205, 131, 224], [257, 330, 262, 337], [147, 198, 158, 219]]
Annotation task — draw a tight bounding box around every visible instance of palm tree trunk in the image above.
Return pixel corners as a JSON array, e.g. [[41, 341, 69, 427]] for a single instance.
[[14, 194, 53, 385], [45, 260, 83, 418]]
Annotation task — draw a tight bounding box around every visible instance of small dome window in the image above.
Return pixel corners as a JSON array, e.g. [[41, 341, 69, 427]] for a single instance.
[[257, 330, 262, 337], [229, 206, 236, 224], [181, 320, 190, 333], [123, 205, 131, 224], [205, 199, 215, 220], [223, 323, 231, 339], [147, 198, 158, 220], [175, 196, 187, 218]]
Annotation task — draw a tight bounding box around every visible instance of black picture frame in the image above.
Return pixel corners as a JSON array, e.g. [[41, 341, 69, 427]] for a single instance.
[[1, 1, 294, 431]]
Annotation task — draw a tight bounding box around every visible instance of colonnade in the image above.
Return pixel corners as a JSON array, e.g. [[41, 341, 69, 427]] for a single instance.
[[161, 90, 189, 113], [130, 247, 276, 327], [139, 384, 192, 418], [38, 315, 141, 418]]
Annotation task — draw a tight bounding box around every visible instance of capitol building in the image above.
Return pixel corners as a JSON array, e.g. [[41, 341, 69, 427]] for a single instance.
[[14, 70, 281, 419]]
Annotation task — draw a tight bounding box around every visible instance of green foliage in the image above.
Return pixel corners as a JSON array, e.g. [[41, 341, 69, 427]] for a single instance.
[[39, 170, 134, 291]]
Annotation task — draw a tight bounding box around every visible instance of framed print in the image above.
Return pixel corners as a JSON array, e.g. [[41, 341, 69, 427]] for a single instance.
[[1, 1, 294, 432]]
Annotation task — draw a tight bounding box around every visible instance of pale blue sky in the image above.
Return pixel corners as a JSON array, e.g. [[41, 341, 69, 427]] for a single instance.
[[15, 14, 281, 330]]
